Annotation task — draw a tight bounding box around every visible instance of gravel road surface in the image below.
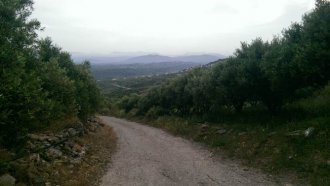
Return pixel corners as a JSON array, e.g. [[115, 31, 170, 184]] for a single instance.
[[100, 116, 277, 186]]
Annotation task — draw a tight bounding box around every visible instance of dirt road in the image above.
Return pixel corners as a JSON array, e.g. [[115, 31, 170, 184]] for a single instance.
[[100, 116, 277, 186]]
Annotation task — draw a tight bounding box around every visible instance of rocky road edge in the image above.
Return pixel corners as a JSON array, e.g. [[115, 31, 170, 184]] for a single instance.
[[0, 116, 117, 186]]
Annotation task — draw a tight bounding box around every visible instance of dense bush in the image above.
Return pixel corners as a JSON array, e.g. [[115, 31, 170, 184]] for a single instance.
[[0, 1, 101, 147]]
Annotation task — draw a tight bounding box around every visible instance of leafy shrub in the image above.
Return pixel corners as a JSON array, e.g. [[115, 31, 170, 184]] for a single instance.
[[0, 1, 101, 147]]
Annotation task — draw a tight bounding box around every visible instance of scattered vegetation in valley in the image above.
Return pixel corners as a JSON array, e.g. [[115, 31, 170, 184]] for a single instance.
[[91, 61, 203, 80]]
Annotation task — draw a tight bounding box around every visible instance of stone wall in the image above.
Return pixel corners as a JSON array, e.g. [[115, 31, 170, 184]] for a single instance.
[[0, 117, 104, 186]]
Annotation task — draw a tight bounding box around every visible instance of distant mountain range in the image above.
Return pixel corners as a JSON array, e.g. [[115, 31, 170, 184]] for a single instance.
[[123, 55, 174, 63], [73, 54, 226, 64], [175, 55, 224, 63]]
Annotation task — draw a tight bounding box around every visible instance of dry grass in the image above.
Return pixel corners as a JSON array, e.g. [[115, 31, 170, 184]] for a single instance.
[[49, 123, 117, 186]]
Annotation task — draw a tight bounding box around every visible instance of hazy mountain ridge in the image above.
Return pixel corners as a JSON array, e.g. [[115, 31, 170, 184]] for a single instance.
[[123, 55, 174, 63], [73, 54, 225, 64]]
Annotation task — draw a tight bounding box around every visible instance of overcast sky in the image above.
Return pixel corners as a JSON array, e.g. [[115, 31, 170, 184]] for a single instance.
[[32, 0, 315, 56]]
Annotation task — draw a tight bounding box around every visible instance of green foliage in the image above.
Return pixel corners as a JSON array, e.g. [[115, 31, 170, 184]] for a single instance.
[[40, 59, 76, 119], [114, 1, 330, 117], [71, 61, 101, 121], [0, 1, 101, 147], [0, 58, 52, 147], [291, 83, 330, 117]]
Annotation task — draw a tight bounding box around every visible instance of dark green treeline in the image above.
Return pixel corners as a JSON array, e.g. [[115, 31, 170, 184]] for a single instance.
[[0, 0, 101, 147]]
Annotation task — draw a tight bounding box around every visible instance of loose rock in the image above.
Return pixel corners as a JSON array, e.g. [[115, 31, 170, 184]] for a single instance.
[[238, 132, 247, 136], [46, 148, 63, 160], [286, 127, 315, 138], [216, 129, 227, 135], [267, 132, 277, 136], [201, 124, 209, 130], [29, 153, 41, 163], [67, 128, 77, 137], [304, 127, 315, 137], [0, 174, 16, 186]]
